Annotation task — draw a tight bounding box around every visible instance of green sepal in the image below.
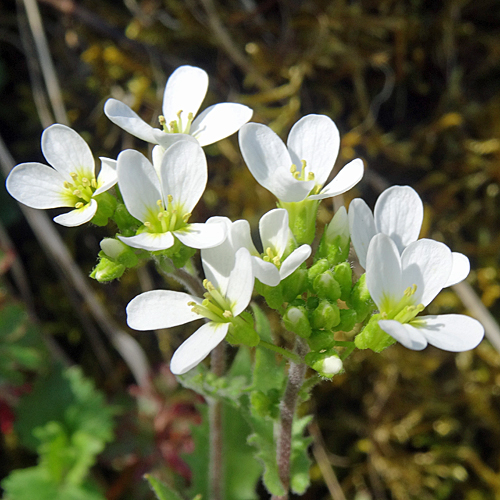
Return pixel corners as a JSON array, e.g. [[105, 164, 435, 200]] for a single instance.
[[89, 255, 125, 282], [311, 299, 340, 330], [283, 306, 312, 338], [281, 268, 308, 303], [155, 237, 197, 268], [305, 350, 343, 378], [255, 280, 284, 310], [347, 273, 376, 322], [354, 314, 397, 352], [307, 329, 336, 351], [317, 233, 350, 266], [307, 259, 330, 286], [332, 262, 353, 301], [226, 317, 260, 347], [113, 203, 141, 235], [332, 308, 357, 333], [312, 270, 341, 302], [277, 199, 320, 245]]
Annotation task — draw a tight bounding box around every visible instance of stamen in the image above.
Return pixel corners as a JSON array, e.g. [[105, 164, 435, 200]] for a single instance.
[[182, 213, 191, 223], [75, 202, 84, 209], [70, 172, 78, 180], [272, 256, 281, 267], [81, 178, 90, 186], [91, 179, 97, 188], [157, 199, 163, 207], [307, 172, 315, 181], [290, 164, 297, 174], [167, 194, 173, 204], [144, 221, 152, 228], [64, 181, 72, 189], [73, 189, 82, 197], [223, 310, 233, 318]]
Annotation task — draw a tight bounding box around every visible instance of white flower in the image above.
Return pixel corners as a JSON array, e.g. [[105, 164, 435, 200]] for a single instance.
[[238, 114, 364, 203], [348, 185, 469, 287], [6, 124, 117, 227], [126, 247, 254, 375], [116, 140, 226, 251], [104, 65, 253, 149], [203, 209, 311, 287], [365, 233, 484, 352]]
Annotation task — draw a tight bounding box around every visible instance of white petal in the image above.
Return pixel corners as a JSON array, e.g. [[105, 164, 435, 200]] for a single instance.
[[126, 290, 203, 330], [170, 322, 229, 375], [326, 206, 349, 243], [251, 258, 281, 287], [118, 231, 175, 251], [226, 248, 254, 316], [308, 158, 364, 200], [94, 157, 118, 195], [162, 65, 208, 124], [117, 149, 162, 222], [280, 245, 311, 280], [348, 198, 377, 269], [374, 185, 423, 253], [152, 145, 165, 175], [53, 199, 98, 227], [152, 130, 199, 150], [416, 314, 484, 352], [190, 103, 253, 146], [104, 99, 157, 143], [259, 208, 289, 257], [6, 163, 68, 208], [287, 114, 340, 187], [174, 222, 227, 249], [444, 252, 470, 287], [378, 320, 428, 350], [42, 124, 95, 179], [401, 239, 452, 306], [161, 140, 207, 214], [239, 123, 313, 202], [366, 234, 403, 312], [201, 217, 237, 291], [229, 219, 258, 255]]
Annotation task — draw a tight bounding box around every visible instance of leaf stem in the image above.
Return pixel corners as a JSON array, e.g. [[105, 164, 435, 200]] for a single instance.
[[259, 340, 302, 364]]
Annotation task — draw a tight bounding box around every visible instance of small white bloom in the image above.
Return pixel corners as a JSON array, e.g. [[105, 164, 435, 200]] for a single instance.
[[348, 185, 469, 287], [6, 124, 117, 227], [105, 65, 253, 148], [365, 233, 484, 352], [127, 248, 254, 374], [202, 209, 311, 287], [116, 140, 226, 251], [238, 114, 364, 203]]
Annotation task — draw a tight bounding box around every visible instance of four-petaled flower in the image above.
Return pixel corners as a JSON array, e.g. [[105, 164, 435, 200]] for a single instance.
[[238, 114, 364, 203], [116, 140, 226, 251], [361, 233, 484, 352], [6, 124, 117, 227], [203, 209, 311, 287], [348, 185, 470, 287], [105, 65, 253, 149], [127, 247, 254, 375]]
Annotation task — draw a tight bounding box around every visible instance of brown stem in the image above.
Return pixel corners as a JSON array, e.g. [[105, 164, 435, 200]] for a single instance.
[[272, 337, 309, 500]]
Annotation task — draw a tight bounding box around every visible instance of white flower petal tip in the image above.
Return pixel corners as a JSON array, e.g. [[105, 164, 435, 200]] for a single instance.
[[416, 314, 484, 352], [170, 322, 229, 375], [126, 290, 203, 330], [280, 245, 311, 280], [445, 252, 470, 287], [118, 232, 175, 251], [53, 199, 98, 227], [175, 222, 227, 250]]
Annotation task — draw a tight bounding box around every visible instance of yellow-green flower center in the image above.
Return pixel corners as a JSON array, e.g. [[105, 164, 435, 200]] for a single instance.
[[159, 110, 195, 134], [380, 284, 425, 325], [143, 196, 191, 234], [63, 171, 98, 208], [262, 247, 281, 268], [188, 279, 232, 322]]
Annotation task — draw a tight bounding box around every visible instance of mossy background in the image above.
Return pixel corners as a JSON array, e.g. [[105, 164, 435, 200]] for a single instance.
[[1, 0, 500, 498]]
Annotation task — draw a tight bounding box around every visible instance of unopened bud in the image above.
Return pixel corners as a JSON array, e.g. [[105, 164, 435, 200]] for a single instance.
[[332, 262, 353, 301], [347, 273, 376, 322], [283, 305, 311, 338], [313, 271, 341, 302], [311, 299, 341, 330]]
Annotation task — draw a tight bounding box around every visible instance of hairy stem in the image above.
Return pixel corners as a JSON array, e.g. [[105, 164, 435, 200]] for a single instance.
[[272, 337, 309, 500], [209, 342, 226, 500]]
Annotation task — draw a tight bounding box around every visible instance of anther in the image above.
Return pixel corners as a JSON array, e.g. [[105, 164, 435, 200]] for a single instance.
[[223, 310, 233, 318], [182, 213, 191, 222], [167, 194, 173, 203], [157, 200, 163, 207], [81, 178, 89, 186], [159, 116, 166, 126], [73, 189, 82, 197], [290, 164, 297, 174], [144, 221, 152, 228], [64, 181, 72, 189], [91, 179, 97, 188], [75, 202, 84, 209], [70, 172, 78, 180], [307, 172, 315, 181]]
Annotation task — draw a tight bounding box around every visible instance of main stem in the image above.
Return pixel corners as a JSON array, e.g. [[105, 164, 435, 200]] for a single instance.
[[273, 337, 309, 500]]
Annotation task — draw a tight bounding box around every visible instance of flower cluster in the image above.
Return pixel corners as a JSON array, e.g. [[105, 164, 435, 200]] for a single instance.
[[6, 64, 484, 378]]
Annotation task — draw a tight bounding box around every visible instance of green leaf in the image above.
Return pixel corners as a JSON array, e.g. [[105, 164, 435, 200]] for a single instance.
[[144, 474, 184, 500]]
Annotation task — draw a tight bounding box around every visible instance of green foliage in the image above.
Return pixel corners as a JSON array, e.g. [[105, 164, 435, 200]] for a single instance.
[[145, 474, 184, 500], [2, 366, 115, 500]]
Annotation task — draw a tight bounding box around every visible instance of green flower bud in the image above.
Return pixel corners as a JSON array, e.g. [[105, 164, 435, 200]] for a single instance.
[[311, 299, 341, 330], [255, 280, 284, 310], [281, 268, 308, 303], [278, 198, 320, 245], [347, 273, 376, 322], [100, 238, 138, 268], [307, 329, 336, 351], [90, 256, 125, 282], [308, 258, 330, 285], [332, 262, 353, 301], [313, 271, 342, 302], [305, 350, 343, 378], [333, 308, 357, 332], [283, 305, 311, 338], [354, 314, 396, 352]]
